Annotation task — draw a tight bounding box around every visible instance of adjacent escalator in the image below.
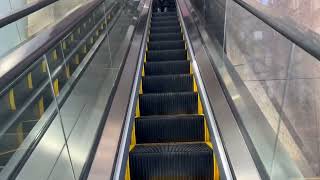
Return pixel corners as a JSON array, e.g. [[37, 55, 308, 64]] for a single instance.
[[126, 0, 219, 179]]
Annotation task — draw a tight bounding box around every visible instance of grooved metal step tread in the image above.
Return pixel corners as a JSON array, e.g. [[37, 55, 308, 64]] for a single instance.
[[129, 143, 213, 180], [142, 74, 193, 93], [151, 16, 178, 22], [151, 21, 180, 28], [148, 40, 185, 50], [149, 32, 183, 41], [150, 26, 181, 34], [147, 49, 187, 61], [144, 60, 190, 75], [139, 92, 198, 116], [152, 12, 177, 17], [135, 114, 205, 143]]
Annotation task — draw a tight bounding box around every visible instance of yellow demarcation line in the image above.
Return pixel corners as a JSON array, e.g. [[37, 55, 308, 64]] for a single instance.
[[52, 49, 58, 61], [27, 72, 33, 89], [42, 60, 47, 73], [9, 89, 16, 111], [75, 54, 80, 65], [135, 99, 140, 117], [53, 79, 59, 96], [65, 65, 71, 79]]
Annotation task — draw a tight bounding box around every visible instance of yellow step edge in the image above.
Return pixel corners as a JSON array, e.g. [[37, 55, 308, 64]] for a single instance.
[[214, 155, 220, 180], [198, 94, 203, 114], [204, 118, 211, 142], [205, 141, 213, 149], [135, 99, 140, 117], [193, 76, 197, 92], [125, 158, 131, 180], [131, 123, 136, 146], [139, 81, 143, 94]]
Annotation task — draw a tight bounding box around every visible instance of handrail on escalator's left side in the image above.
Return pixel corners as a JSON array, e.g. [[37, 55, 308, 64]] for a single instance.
[[0, 0, 58, 29]]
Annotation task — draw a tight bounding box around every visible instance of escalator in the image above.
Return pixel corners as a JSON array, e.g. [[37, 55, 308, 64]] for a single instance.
[[126, 0, 219, 179]]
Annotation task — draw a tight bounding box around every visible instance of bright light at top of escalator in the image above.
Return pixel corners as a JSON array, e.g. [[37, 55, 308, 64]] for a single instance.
[[260, 0, 269, 6]]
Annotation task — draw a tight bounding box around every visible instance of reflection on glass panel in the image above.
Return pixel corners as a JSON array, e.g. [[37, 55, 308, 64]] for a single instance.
[[16, 4, 55, 41], [0, 23, 21, 58], [217, 0, 320, 178], [0, 58, 59, 176]]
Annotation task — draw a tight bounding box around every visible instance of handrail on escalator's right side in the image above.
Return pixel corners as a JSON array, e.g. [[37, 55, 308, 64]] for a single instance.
[[231, 0, 320, 61], [0, 0, 58, 29]]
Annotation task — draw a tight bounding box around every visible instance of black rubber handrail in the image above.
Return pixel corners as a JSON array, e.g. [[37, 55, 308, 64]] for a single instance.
[[0, 0, 112, 90], [0, 0, 58, 28], [233, 0, 320, 61]]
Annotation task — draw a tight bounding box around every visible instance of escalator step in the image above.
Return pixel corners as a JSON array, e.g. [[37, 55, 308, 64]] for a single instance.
[[142, 74, 193, 93], [144, 60, 190, 75], [135, 114, 205, 143], [148, 40, 185, 50], [151, 20, 180, 28], [149, 32, 183, 41], [147, 49, 187, 61], [139, 92, 198, 116], [151, 16, 178, 22], [150, 26, 181, 34], [129, 143, 213, 180], [152, 12, 177, 17]]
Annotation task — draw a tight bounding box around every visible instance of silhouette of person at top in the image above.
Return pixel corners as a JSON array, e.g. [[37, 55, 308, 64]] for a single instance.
[[154, 0, 169, 12]]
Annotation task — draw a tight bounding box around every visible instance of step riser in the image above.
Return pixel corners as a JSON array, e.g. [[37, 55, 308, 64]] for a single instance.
[[152, 12, 177, 17], [135, 115, 205, 143], [148, 41, 185, 50], [147, 50, 187, 61], [130, 144, 214, 180], [142, 75, 193, 93], [150, 27, 181, 34], [149, 33, 183, 41], [151, 22, 180, 28], [139, 92, 198, 116], [144, 61, 190, 75]]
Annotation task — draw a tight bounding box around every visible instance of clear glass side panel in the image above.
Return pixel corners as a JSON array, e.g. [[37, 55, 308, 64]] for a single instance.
[[215, 0, 320, 179], [0, 57, 73, 179], [55, 3, 138, 179]]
